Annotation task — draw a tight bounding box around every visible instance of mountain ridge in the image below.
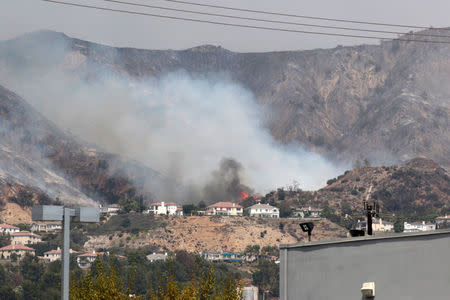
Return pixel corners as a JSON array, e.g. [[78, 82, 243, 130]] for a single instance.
[[1, 30, 447, 169]]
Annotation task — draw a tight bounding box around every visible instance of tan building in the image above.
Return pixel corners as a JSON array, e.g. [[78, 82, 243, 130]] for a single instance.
[[43, 247, 80, 262], [206, 202, 243, 216], [77, 251, 105, 268], [372, 218, 394, 232], [0, 224, 20, 234], [77, 251, 126, 268], [11, 231, 42, 245], [31, 222, 62, 232], [0, 244, 35, 259]]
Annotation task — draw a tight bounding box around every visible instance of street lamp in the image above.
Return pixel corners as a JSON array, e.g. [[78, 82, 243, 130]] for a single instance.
[[299, 222, 314, 242], [32, 205, 99, 300]]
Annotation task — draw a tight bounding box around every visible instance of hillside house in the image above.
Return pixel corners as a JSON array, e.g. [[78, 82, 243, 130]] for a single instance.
[[77, 251, 125, 268], [43, 247, 80, 262], [11, 231, 41, 245], [99, 204, 120, 217], [202, 252, 243, 262], [77, 251, 104, 268], [146, 252, 168, 262], [294, 207, 322, 218], [435, 215, 450, 228], [31, 222, 62, 232], [247, 202, 279, 218], [373, 218, 394, 232], [242, 286, 259, 300], [0, 224, 20, 234], [0, 244, 35, 259], [356, 218, 394, 232], [146, 202, 183, 216], [206, 202, 243, 216], [404, 221, 436, 232]]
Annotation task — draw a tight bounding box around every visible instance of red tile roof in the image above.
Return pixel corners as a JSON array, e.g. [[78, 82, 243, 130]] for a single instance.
[[0, 244, 35, 251], [11, 231, 41, 238], [44, 248, 80, 255], [207, 202, 242, 209], [0, 224, 19, 229], [77, 252, 105, 258]]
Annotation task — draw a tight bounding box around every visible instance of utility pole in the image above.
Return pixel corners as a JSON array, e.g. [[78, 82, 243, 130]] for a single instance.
[[363, 200, 379, 236], [32, 205, 99, 300]]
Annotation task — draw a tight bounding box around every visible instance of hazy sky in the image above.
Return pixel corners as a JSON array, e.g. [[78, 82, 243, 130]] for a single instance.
[[2, 0, 450, 52]]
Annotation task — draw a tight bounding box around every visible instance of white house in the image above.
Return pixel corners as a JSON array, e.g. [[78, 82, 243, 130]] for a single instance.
[[435, 215, 450, 228], [146, 252, 168, 262], [356, 218, 394, 232], [31, 222, 62, 232], [99, 204, 120, 217], [202, 252, 243, 262], [146, 202, 183, 216], [0, 224, 20, 234], [247, 203, 279, 218], [404, 221, 436, 233], [43, 247, 80, 262], [206, 202, 243, 216], [294, 207, 322, 218], [76, 251, 105, 268], [372, 218, 394, 232]]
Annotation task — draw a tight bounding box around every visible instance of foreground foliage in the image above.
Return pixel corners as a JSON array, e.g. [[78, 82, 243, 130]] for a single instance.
[[70, 258, 242, 300]]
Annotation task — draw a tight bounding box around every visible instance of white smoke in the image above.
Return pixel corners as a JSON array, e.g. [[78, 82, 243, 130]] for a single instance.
[[2, 70, 343, 192], [0, 32, 346, 198]]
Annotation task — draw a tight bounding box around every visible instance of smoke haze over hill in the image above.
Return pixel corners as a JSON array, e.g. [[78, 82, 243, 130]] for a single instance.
[[0, 55, 342, 196], [2, 29, 449, 203]]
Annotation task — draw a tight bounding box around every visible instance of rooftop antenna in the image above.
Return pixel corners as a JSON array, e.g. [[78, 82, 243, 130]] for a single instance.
[[363, 185, 379, 235]]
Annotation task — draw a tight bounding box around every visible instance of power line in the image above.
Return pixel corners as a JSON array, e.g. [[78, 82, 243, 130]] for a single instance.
[[100, 0, 450, 39], [42, 0, 450, 44], [162, 0, 444, 31]]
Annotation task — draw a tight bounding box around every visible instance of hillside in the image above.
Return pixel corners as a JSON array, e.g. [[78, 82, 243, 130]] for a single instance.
[[263, 157, 449, 224], [0, 30, 448, 169], [83, 215, 347, 253], [0, 83, 169, 220]]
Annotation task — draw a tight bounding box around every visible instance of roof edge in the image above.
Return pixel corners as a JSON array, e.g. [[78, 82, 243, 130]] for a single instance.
[[280, 229, 450, 249]]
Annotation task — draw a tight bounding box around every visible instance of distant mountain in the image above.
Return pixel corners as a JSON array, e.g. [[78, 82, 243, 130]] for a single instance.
[[263, 157, 449, 222], [0, 84, 167, 222], [1, 30, 448, 169]]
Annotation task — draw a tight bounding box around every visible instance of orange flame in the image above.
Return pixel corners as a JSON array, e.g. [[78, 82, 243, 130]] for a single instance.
[[240, 191, 249, 199]]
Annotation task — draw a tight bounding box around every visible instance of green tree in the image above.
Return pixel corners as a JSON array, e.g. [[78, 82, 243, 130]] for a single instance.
[[0, 285, 17, 300], [22, 280, 41, 300], [252, 259, 279, 297], [70, 258, 133, 300], [279, 202, 292, 218], [244, 245, 260, 257], [394, 217, 405, 233], [20, 254, 44, 282], [0, 234, 11, 248]]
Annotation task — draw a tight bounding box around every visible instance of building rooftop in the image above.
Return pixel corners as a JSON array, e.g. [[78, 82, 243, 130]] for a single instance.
[[248, 203, 278, 210], [146, 253, 167, 260], [149, 202, 179, 207], [0, 244, 35, 251], [11, 231, 41, 237], [280, 229, 450, 249], [44, 248, 80, 255], [0, 224, 19, 229], [77, 252, 105, 258], [207, 202, 243, 209]]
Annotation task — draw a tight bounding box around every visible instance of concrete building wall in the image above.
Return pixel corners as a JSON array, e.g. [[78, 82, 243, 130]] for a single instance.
[[280, 230, 450, 300]]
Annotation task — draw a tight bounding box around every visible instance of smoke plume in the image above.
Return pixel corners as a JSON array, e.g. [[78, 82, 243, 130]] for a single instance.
[[0, 32, 346, 204]]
